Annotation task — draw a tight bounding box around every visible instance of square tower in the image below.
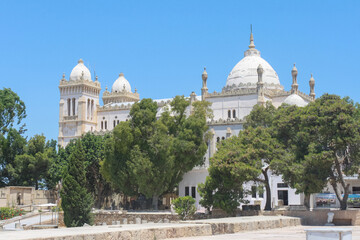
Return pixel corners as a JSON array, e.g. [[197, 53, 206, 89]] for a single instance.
[[58, 59, 101, 147]]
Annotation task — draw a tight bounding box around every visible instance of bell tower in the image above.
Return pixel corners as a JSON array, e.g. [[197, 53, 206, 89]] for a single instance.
[[58, 59, 101, 147]]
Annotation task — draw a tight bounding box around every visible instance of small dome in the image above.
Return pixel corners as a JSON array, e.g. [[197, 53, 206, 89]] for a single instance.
[[70, 59, 92, 81], [284, 94, 308, 107], [111, 73, 131, 93]]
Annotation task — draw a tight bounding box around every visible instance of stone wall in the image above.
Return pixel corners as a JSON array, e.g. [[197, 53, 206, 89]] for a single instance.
[[264, 209, 360, 226], [94, 211, 180, 225]]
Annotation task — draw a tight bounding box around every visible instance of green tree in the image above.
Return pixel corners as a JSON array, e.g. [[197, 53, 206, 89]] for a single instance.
[[53, 133, 113, 208], [198, 137, 246, 214], [199, 103, 285, 212], [282, 95, 360, 210], [7, 135, 56, 189], [61, 141, 93, 227], [0, 88, 26, 134], [271, 104, 329, 208], [102, 96, 211, 209], [0, 128, 27, 186], [199, 125, 284, 212], [0, 88, 27, 187]]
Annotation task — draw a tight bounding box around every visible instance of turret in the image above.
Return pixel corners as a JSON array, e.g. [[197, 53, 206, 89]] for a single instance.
[[190, 91, 197, 114], [201, 67, 208, 101], [257, 64, 265, 106], [291, 64, 299, 94], [309, 74, 315, 100]]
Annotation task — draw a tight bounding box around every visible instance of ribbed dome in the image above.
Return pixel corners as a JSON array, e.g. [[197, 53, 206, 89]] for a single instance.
[[225, 33, 282, 91], [111, 73, 131, 93], [70, 59, 92, 81], [284, 94, 308, 107]]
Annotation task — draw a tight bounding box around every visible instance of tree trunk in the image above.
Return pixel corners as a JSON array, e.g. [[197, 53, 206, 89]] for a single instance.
[[303, 193, 311, 210], [340, 193, 349, 210], [262, 169, 272, 211], [332, 155, 350, 210], [152, 195, 159, 210]]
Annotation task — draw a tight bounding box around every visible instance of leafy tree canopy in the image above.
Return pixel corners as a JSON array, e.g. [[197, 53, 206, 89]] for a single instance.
[[102, 96, 212, 209]]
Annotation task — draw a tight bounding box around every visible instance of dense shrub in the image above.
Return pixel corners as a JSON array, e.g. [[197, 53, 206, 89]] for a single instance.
[[172, 196, 196, 220], [0, 207, 25, 220]]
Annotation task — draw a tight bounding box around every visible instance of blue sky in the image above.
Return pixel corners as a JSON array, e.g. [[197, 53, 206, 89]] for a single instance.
[[0, 0, 359, 142]]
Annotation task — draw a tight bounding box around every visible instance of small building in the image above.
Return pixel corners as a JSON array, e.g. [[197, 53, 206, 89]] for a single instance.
[[0, 186, 56, 208]]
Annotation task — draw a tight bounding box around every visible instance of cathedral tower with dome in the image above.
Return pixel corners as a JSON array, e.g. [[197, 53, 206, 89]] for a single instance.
[[58, 31, 316, 209]]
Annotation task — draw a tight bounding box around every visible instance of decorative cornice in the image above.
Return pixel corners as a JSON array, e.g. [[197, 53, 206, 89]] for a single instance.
[[102, 91, 140, 105], [222, 82, 284, 93], [207, 87, 257, 98], [207, 118, 244, 126], [59, 79, 101, 90]]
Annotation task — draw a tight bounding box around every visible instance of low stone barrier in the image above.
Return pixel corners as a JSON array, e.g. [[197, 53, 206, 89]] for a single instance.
[[94, 211, 180, 225], [186, 216, 301, 235], [264, 209, 360, 226]]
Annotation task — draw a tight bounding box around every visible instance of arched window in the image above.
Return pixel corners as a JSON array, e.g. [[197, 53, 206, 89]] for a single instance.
[[101, 121, 103, 130], [117, 120, 119, 125], [113, 120, 116, 128], [67, 99, 71, 116], [221, 136, 225, 140], [105, 121, 107, 130], [228, 110, 231, 118], [233, 109, 236, 118], [72, 98, 76, 116]]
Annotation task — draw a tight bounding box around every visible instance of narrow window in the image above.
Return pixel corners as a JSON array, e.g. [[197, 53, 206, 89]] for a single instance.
[[228, 110, 231, 118], [217, 137, 220, 143], [87, 99, 90, 119], [251, 186, 257, 198], [72, 98, 76, 116], [67, 99, 71, 116], [117, 120, 119, 125], [113, 120, 116, 128], [105, 121, 107, 130], [101, 121, 103, 130], [91, 100, 94, 120], [185, 187, 189, 196], [191, 187, 196, 199], [233, 109, 236, 118], [259, 186, 264, 198]]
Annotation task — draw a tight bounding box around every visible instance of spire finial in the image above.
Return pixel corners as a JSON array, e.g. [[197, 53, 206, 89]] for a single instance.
[[249, 25, 255, 49], [62, 73, 65, 79], [95, 75, 98, 81]]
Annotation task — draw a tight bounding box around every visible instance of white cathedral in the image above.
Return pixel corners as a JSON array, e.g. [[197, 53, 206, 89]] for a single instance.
[[58, 32, 316, 209]]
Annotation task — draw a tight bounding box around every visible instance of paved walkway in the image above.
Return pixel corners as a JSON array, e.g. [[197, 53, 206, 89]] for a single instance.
[[3, 213, 56, 230], [164, 226, 360, 240]]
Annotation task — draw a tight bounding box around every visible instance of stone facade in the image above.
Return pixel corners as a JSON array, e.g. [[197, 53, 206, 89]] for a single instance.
[[0, 186, 55, 208]]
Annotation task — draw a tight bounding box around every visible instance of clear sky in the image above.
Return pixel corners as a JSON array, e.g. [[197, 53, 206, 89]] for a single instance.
[[0, 0, 359, 142]]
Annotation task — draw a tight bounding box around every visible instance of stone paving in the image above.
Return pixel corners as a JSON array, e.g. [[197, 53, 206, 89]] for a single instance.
[[0, 216, 301, 240], [165, 225, 360, 240]]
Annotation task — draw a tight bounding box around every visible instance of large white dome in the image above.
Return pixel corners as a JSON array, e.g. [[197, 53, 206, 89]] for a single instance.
[[70, 59, 92, 81], [111, 73, 131, 93], [225, 34, 282, 91], [284, 94, 308, 107]]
